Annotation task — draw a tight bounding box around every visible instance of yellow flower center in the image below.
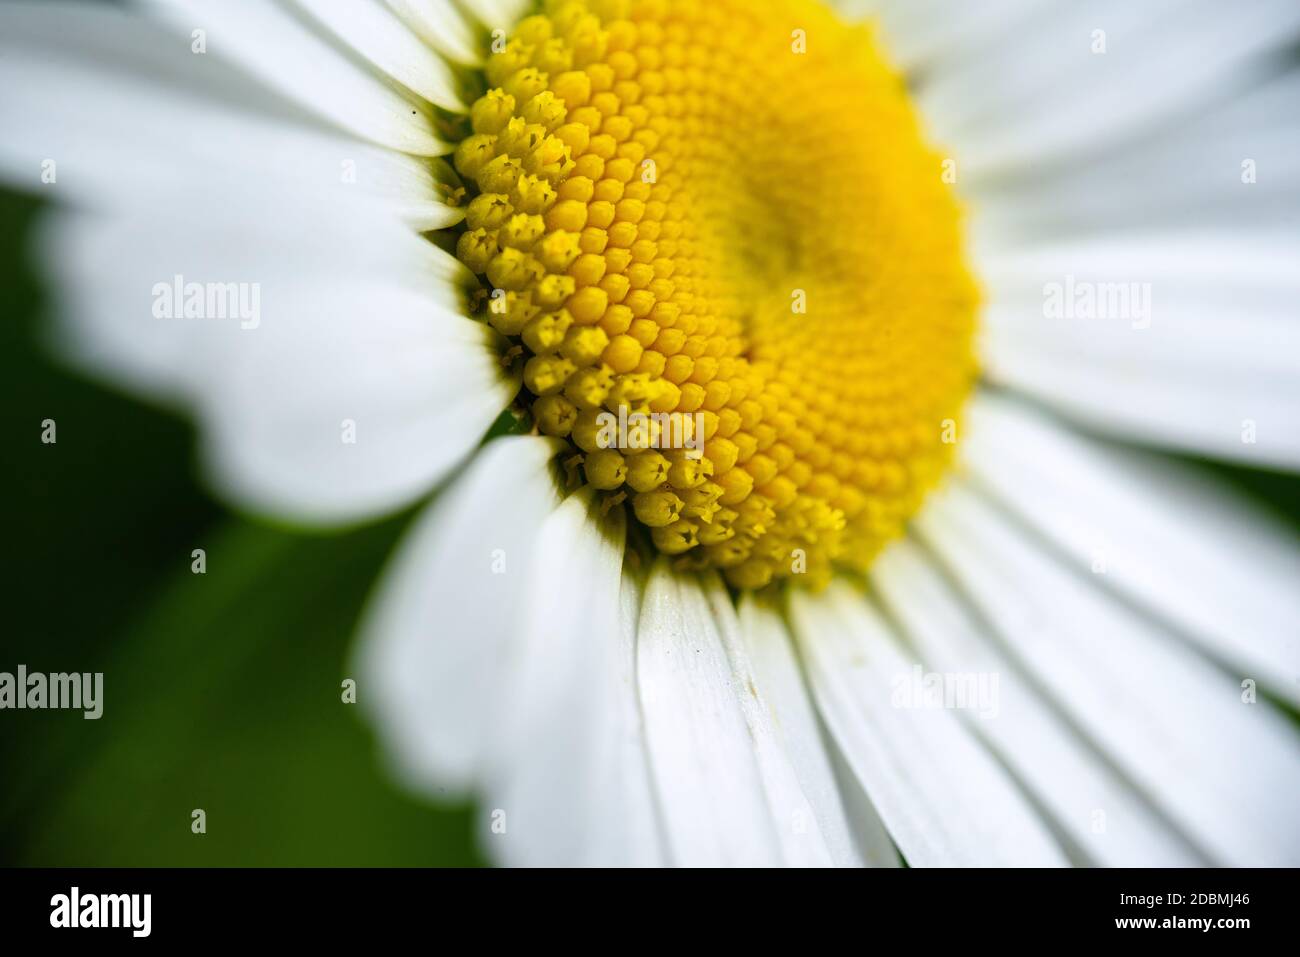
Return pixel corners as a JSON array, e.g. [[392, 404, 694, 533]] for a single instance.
[[447, 0, 978, 589]]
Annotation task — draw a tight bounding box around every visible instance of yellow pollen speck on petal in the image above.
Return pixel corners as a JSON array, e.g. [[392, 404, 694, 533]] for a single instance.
[[448, 0, 978, 590]]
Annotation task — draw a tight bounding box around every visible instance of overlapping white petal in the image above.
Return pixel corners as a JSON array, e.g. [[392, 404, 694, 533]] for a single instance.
[[382, 0, 483, 65], [975, 238, 1300, 467], [143, 0, 447, 155], [636, 566, 787, 865], [846, 0, 1042, 75], [964, 395, 1300, 705], [913, 478, 1300, 865], [872, 539, 1202, 866], [461, 0, 537, 33], [790, 583, 1068, 867], [484, 490, 666, 866], [968, 72, 1300, 242], [0, 7, 461, 230], [909, 0, 1300, 178], [2, 93, 459, 234], [638, 564, 855, 865], [289, 0, 466, 111], [700, 581, 840, 866], [738, 597, 891, 866]]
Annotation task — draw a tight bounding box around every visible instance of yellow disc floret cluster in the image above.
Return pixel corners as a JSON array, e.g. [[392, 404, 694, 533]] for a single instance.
[[449, 0, 978, 589]]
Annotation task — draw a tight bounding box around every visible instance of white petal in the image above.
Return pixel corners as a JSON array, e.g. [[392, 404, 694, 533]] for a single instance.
[[39, 197, 467, 389], [965, 394, 1300, 707], [41, 208, 511, 523], [872, 538, 1202, 866], [921, 0, 1300, 178], [738, 597, 892, 867], [914, 479, 1300, 866], [968, 72, 1300, 242], [975, 233, 1300, 467], [143, 0, 447, 155], [790, 582, 1068, 866], [700, 580, 837, 867], [197, 302, 511, 524], [614, 567, 673, 864], [357, 435, 565, 796], [0, 7, 460, 230], [382, 0, 483, 65], [461, 0, 534, 32], [865, 0, 1042, 75], [288, 0, 466, 111], [486, 492, 665, 866], [636, 564, 789, 865], [829, 0, 881, 16]]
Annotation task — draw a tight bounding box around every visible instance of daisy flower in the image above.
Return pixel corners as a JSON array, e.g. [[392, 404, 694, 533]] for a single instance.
[[3, 0, 1298, 867]]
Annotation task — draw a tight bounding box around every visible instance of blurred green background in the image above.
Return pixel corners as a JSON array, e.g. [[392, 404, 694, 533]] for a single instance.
[[0, 189, 483, 866], [3, 172, 1299, 866]]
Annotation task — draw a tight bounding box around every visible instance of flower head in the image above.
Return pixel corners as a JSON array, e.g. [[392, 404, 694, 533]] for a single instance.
[[3, 0, 1299, 867]]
